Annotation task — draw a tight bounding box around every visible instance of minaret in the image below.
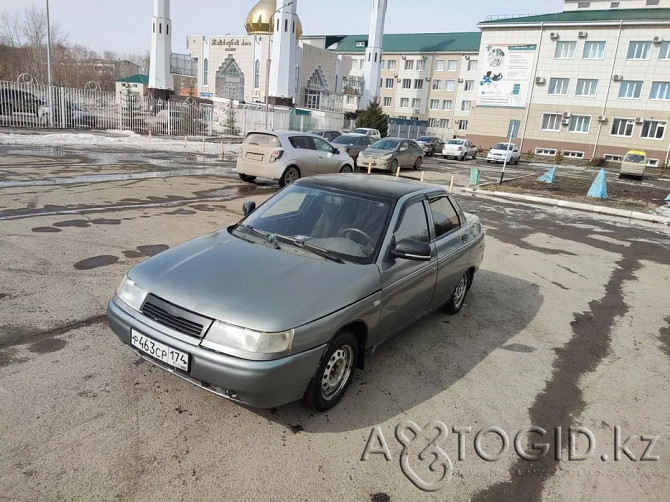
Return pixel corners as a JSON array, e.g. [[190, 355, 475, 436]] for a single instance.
[[360, 0, 388, 109], [268, 0, 299, 106], [149, 0, 173, 93]]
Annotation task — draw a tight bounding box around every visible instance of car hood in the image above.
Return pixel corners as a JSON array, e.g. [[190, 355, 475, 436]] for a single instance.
[[360, 148, 395, 156], [128, 229, 381, 332], [488, 149, 511, 155]]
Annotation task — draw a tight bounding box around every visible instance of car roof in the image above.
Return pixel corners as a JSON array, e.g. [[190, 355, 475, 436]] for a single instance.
[[295, 174, 443, 201], [625, 149, 646, 155]]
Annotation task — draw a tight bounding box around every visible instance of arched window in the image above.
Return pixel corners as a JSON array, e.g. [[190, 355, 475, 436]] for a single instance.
[[254, 59, 260, 89], [159, 23, 162, 34], [153, 23, 155, 34], [166, 24, 169, 35], [284, 19, 288, 32], [203, 58, 209, 85]]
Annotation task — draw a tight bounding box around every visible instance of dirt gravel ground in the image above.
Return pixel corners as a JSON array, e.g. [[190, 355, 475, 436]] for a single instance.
[[0, 145, 669, 502]]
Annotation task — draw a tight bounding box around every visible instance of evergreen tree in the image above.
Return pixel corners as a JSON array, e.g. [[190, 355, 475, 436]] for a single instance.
[[224, 100, 238, 136], [355, 99, 388, 138]]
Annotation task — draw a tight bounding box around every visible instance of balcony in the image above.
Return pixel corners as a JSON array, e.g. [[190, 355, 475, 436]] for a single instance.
[[342, 76, 365, 96]]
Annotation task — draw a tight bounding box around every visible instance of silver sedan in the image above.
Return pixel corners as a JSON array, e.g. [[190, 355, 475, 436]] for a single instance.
[[107, 175, 485, 410]]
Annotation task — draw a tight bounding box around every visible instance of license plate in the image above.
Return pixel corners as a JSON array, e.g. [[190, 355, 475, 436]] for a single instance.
[[246, 152, 263, 161], [131, 330, 189, 371]]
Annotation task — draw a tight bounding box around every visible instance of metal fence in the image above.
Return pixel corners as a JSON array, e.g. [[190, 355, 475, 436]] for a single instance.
[[387, 122, 428, 139], [0, 80, 349, 138]]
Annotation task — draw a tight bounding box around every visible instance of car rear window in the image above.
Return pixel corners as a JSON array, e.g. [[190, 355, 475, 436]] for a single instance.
[[333, 135, 358, 146], [447, 140, 464, 145], [243, 133, 281, 147]]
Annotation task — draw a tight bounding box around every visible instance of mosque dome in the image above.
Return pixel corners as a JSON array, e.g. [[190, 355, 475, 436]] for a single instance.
[[244, 0, 303, 38]]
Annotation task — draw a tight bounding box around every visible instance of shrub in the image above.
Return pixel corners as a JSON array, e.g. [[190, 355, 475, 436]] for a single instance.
[[590, 156, 607, 167], [554, 151, 564, 165]]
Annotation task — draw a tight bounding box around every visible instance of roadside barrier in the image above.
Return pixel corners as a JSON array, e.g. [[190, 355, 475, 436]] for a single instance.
[[587, 168, 608, 199], [538, 167, 557, 183]]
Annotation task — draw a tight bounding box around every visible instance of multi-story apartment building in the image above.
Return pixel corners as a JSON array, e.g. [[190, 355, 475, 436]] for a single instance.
[[304, 33, 482, 138]]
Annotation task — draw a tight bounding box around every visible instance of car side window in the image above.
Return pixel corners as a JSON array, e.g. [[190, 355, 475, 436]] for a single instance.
[[394, 201, 430, 243], [400, 141, 409, 152], [429, 197, 461, 239], [313, 137, 334, 153], [290, 136, 315, 150]]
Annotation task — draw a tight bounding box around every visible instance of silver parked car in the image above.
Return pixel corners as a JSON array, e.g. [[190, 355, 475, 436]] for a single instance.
[[236, 131, 356, 187], [357, 138, 424, 173], [415, 136, 444, 157], [331, 133, 374, 166], [107, 175, 485, 410]]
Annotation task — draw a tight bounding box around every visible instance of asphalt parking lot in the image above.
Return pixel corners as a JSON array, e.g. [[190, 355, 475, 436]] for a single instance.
[[0, 141, 669, 501]]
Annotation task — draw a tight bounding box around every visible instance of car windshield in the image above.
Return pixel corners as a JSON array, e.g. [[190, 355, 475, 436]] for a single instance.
[[332, 135, 358, 146], [492, 143, 512, 150], [624, 153, 645, 163], [370, 139, 399, 151], [351, 128, 369, 135], [447, 140, 463, 145], [234, 184, 391, 264]]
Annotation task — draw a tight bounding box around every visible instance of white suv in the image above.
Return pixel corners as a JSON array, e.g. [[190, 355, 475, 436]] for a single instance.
[[350, 128, 381, 141], [237, 131, 356, 187]]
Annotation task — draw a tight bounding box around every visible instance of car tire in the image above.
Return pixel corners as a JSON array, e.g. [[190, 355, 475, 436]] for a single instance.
[[430, 148, 435, 157], [413, 156, 422, 170], [390, 159, 399, 174], [303, 331, 358, 411], [514, 157, 519, 165], [459, 153, 466, 161], [472, 151, 477, 160], [238, 173, 256, 183], [441, 271, 470, 315], [279, 166, 300, 187], [340, 164, 353, 173], [486, 160, 491, 163]]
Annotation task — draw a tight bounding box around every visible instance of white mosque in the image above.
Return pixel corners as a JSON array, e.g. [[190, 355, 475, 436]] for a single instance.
[[148, 0, 388, 113]]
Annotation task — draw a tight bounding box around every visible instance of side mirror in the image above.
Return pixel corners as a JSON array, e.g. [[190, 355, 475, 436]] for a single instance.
[[242, 200, 256, 216], [332, 148, 339, 155], [391, 238, 432, 261]]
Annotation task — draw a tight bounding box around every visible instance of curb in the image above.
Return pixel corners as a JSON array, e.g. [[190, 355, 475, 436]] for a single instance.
[[460, 187, 670, 226]]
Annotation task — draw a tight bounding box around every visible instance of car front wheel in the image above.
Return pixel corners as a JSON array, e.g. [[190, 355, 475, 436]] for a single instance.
[[441, 271, 470, 315], [340, 164, 353, 173], [304, 331, 358, 411], [280, 166, 300, 187], [413, 156, 422, 170], [389, 159, 399, 174]]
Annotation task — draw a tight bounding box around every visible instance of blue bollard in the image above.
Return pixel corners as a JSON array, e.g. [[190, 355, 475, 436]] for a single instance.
[[538, 167, 557, 183], [587, 169, 608, 199]]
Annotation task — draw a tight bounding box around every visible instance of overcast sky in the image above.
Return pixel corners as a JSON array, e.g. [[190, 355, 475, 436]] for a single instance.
[[6, 0, 565, 55]]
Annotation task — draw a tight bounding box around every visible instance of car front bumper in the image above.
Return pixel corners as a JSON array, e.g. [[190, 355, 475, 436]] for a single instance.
[[107, 297, 326, 408], [357, 157, 392, 169]]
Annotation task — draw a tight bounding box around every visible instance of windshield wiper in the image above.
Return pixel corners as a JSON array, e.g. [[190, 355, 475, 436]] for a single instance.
[[274, 234, 345, 264], [235, 224, 280, 249]]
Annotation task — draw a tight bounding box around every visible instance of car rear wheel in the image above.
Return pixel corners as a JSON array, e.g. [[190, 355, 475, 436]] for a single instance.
[[514, 157, 519, 165], [389, 159, 399, 174], [441, 271, 470, 315], [303, 331, 358, 411], [413, 156, 423, 170], [459, 153, 466, 161], [280, 166, 300, 187], [238, 173, 256, 183], [430, 148, 435, 157], [472, 151, 477, 160], [339, 164, 353, 173]]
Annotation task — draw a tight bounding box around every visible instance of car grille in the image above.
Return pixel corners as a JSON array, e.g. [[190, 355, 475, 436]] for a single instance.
[[141, 294, 213, 338]]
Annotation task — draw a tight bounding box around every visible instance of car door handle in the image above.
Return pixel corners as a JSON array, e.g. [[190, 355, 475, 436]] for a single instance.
[[461, 234, 469, 243]]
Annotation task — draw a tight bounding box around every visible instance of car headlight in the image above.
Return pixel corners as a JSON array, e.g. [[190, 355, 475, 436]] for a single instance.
[[115, 274, 148, 311], [381, 153, 394, 160], [202, 321, 294, 357]]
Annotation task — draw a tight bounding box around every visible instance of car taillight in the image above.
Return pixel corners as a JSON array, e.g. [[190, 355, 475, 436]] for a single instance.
[[269, 150, 284, 162], [458, 147, 463, 150]]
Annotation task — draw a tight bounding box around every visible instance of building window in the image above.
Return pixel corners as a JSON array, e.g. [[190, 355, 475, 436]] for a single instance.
[[359, 59, 364, 70], [385, 78, 394, 88], [535, 148, 557, 156], [568, 115, 591, 133], [439, 118, 450, 128], [381, 59, 386, 69], [562, 151, 584, 158], [548, 78, 570, 95], [611, 118, 635, 136], [442, 99, 452, 110], [464, 80, 474, 91], [461, 100, 471, 112], [383, 97, 392, 107], [647, 158, 659, 167], [432, 79, 442, 90], [397, 116, 407, 119], [203, 58, 209, 84], [583, 41, 606, 59], [467, 59, 478, 71], [576, 79, 597, 96], [253, 59, 260, 89], [619, 80, 643, 98], [555, 41, 576, 59], [429, 99, 439, 110], [387, 60, 396, 70], [400, 98, 409, 107], [611, 2, 620, 7], [414, 79, 423, 89], [445, 80, 455, 91], [541, 113, 562, 131], [457, 120, 468, 131], [380, 78, 383, 88], [429, 118, 439, 127], [447, 60, 458, 71], [402, 79, 411, 89], [646, 0, 660, 5], [578, 1, 590, 8], [650, 82, 670, 100], [153, 23, 155, 33], [627, 41, 651, 59], [404, 59, 414, 70], [641, 120, 666, 139], [166, 24, 169, 35], [659, 41, 670, 59], [346, 95, 355, 105], [435, 60, 445, 71], [412, 98, 421, 108], [416, 59, 425, 71], [604, 154, 623, 161]]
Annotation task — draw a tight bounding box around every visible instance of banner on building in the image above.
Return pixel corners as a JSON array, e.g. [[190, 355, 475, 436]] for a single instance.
[[477, 44, 536, 108]]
